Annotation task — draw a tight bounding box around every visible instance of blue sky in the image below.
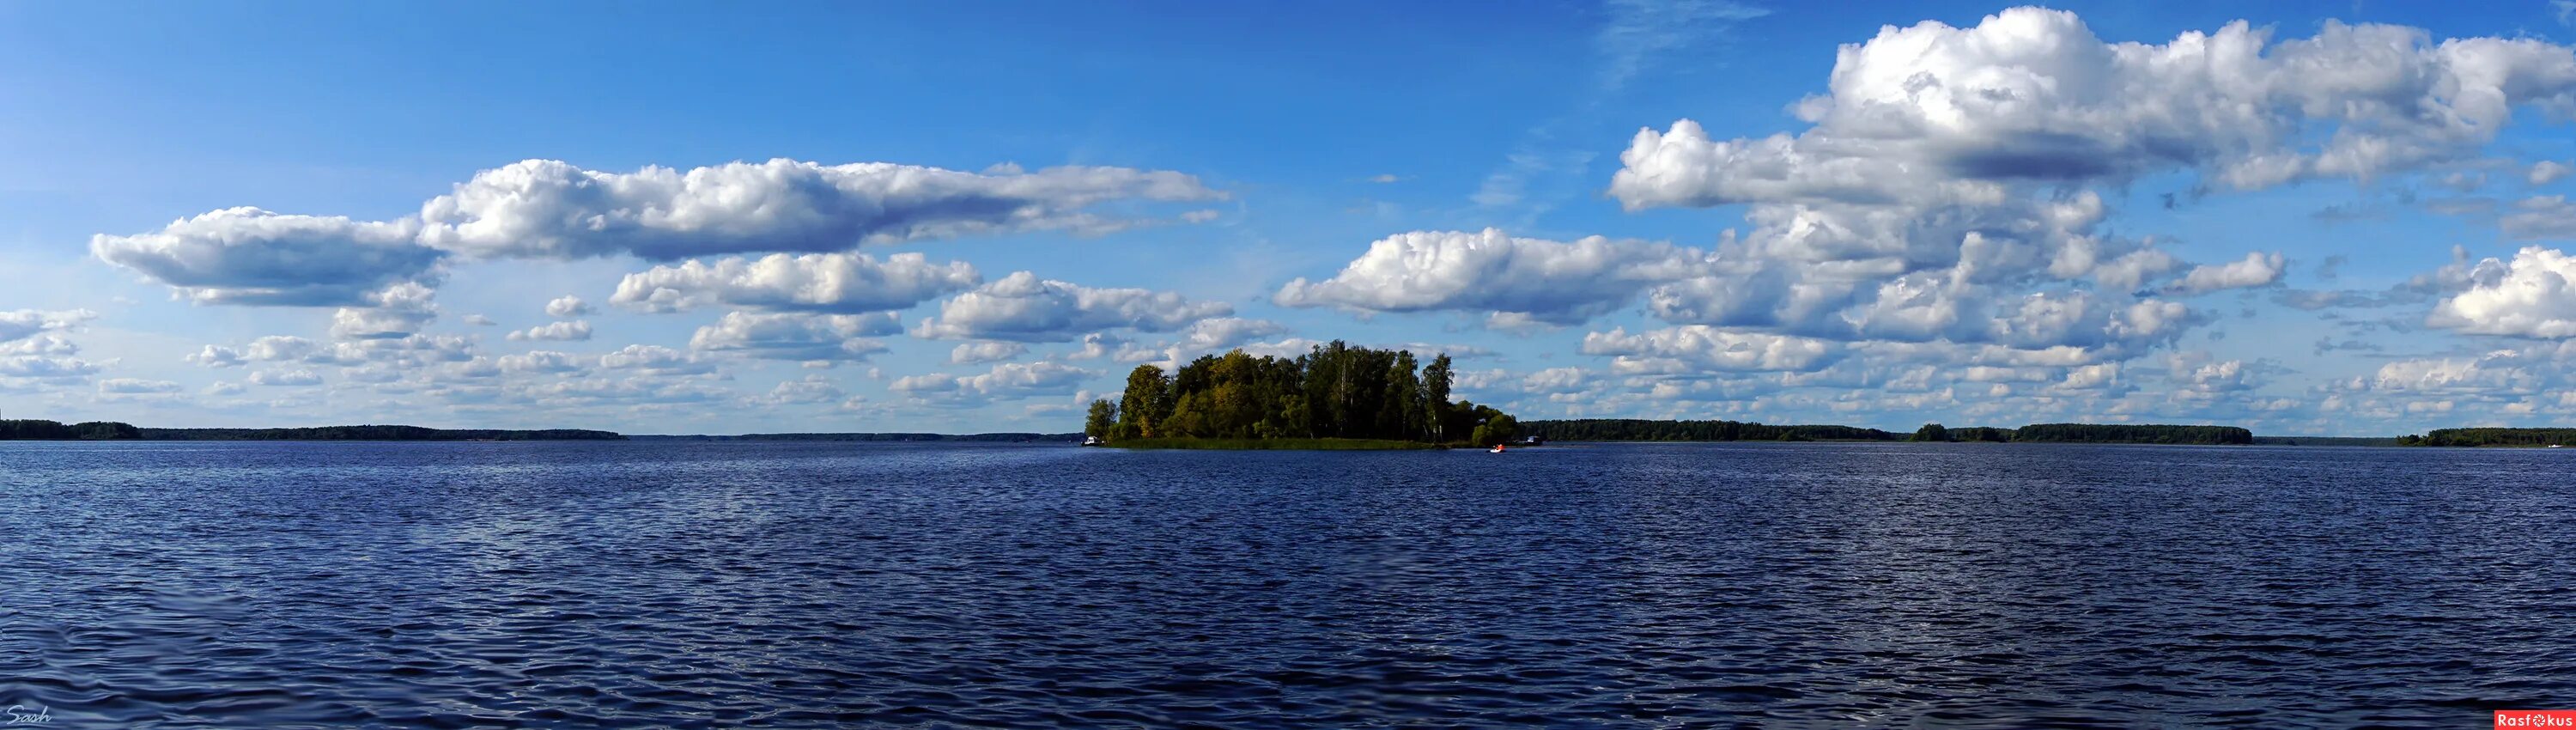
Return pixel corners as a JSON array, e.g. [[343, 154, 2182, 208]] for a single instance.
[[6, 1, 2576, 435]]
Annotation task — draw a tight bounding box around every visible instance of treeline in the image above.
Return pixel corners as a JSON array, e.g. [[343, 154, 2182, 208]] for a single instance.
[[1526, 419, 1900, 442], [1526, 420, 2252, 445], [2402, 429, 2576, 447], [139, 426, 624, 441], [0, 419, 143, 441], [2008, 423, 2252, 445], [1087, 343, 1515, 444], [635, 433, 1077, 442]]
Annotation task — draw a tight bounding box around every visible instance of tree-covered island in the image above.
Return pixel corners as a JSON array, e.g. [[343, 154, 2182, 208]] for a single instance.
[[1084, 343, 1516, 449]]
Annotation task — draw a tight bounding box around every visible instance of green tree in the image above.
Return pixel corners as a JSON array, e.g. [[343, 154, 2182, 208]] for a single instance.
[[1420, 354, 1453, 442], [1911, 423, 1950, 442], [1118, 365, 1170, 438], [1084, 399, 1117, 439]]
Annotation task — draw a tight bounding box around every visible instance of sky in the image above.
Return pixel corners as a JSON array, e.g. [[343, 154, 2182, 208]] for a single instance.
[[5, 0, 2576, 436]]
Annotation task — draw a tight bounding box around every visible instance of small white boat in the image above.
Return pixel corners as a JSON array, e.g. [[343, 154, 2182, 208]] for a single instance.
[[1082, 435, 1105, 447], [1489, 445, 1506, 453]]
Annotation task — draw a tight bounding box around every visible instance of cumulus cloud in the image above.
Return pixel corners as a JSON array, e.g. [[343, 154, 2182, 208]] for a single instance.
[[914, 272, 1231, 342], [2533, 161, 2573, 186], [0, 356, 100, 380], [0, 309, 95, 344], [689, 311, 898, 362], [415, 158, 1224, 260], [249, 368, 323, 386], [545, 295, 592, 318], [2166, 252, 2287, 295], [1581, 326, 1844, 373], [1611, 9, 2576, 209], [185, 345, 246, 368], [329, 283, 439, 339], [948, 342, 1028, 365], [91, 158, 1218, 306], [2428, 246, 2576, 337], [507, 320, 594, 342], [1277, 229, 1709, 325], [758, 374, 850, 405], [598, 344, 716, 375], [497, 350, 586, 374], [891, 361, 1094, 403], [98, 378, 183, 394], [91, 208, 441, 306], [2501, 196, 2576, 240], [611, 252, 980, 313]]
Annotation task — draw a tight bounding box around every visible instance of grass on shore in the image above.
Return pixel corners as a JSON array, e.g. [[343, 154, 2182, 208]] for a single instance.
[[1106, 437, 1446, 451]]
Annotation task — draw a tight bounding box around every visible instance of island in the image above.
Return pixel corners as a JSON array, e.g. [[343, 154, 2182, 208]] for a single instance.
[[2398, 428, 2576, 447], [1084, 343, 1513, 449], [0, 419, 623, 441]]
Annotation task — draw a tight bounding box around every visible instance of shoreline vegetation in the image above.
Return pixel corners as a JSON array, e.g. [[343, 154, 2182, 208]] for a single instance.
[[631, 433, 1078, 442], [0, 420, 623, 441], [1084, 343, 1513, 451], [1112, 437, 1443, 450], [1524, 420, 2257, 446]]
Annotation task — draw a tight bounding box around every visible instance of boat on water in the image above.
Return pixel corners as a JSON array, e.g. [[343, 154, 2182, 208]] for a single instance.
[[1083, 435, 1105, 447], [1490, 444, 1506, 453]]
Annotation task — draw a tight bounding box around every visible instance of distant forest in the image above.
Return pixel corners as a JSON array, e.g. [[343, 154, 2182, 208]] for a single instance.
[[1524, 420, 2254, 445], [635, 433, 1076, 442], [139, 426, 623, 441], [1525, 419, 1900, 442], [2403, 429, 2576, 447], [1089, 344, 1515, 445], [0, 419, 143, 440]]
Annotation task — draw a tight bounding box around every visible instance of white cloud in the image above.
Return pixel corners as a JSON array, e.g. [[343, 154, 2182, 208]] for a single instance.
[[1611, 9, 2576, 210], [2428, 246, 2576, 338], [914, 271, 1231, 342], [2501, 196, 2576, 240], [249, 368, 323, 386], [91, 207, 441, 306], [91, 158, 1219, 307], [948, 342, 1028, 365], [598, 344, 715, 375], [545, 295, 592, 318], [0, 309, 95, 344], [186, 345, 246, 368], [611, 252, 980, 313], [759, 374, 849, 405], [689, 311, 898, 362], [97, 378, 183, 394], [497, 350, 586, 374], [2166, 252, 2287, 295], [0, 356, 100, 380], [507, 320, 594, 342], [1581, 325, 1844, 372], [1275, 228, 1708, 325], [892, 361, 1094, 403], [416, 158, 1224, 260], [2533, 161, 2573, 186], [462, 313, 497, 326], [329, 283, 439, 340]]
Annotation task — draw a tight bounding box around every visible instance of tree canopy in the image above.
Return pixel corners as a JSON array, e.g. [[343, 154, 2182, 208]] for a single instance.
[[2402, 428, 2576, 447], [1091, 343, 1510, 445], [0, 419, 142, 440], [1522, 419, 2252, 445]]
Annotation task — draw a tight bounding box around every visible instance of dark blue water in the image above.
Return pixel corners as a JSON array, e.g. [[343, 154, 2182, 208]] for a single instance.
[[3, 441, 2571, 727]]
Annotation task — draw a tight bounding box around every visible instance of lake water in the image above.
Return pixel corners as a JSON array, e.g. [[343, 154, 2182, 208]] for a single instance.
[[2, 441, 2570, 727]]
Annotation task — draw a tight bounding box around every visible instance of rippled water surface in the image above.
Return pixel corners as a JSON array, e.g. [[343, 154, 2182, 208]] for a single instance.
[[3, 441, 2572, 727]]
